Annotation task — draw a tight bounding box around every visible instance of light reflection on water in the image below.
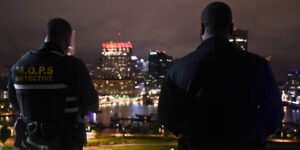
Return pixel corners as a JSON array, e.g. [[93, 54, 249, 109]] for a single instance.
[[96, 103, 158, 125], [283, 106, 300, 124], [94, 103, 299, 126]]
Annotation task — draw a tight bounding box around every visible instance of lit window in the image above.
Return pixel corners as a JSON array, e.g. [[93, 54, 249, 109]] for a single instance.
[[236, 38, 244, 42]]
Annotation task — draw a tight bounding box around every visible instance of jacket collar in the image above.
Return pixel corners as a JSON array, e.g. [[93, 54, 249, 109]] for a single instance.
[[39, 42, 65, 55], [199, 36, 230, 48]]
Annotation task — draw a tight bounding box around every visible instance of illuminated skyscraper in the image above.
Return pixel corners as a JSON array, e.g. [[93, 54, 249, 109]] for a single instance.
[[286, 70, 300, 102], [131, 56, 148, 82], [229, 28, 248, 51], [100, 41, 133, 80], [67, 30, 76, 56], [148, 50, 173, 80], [144, 50, 173, 102]]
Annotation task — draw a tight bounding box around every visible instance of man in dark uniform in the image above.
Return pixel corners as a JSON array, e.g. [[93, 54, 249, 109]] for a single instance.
[[158, 2, 284, 150], [8, 18, 98, 150]]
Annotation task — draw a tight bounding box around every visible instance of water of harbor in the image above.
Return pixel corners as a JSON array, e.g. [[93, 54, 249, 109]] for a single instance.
[[95, 102, 158, 126], [93, 103, 300, 126], [2, 102, 299, 129]]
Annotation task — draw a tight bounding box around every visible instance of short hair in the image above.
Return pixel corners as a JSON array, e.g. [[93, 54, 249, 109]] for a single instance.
[[46, 18, 72, 40], [201, 2, 232, 34]]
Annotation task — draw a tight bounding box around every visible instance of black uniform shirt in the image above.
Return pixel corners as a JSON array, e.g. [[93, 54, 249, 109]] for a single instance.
[[8, 42, 98, 123], [158, 37, 284, 140]]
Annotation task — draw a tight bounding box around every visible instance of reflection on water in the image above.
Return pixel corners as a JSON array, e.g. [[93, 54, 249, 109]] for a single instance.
[[96, 102, 158, 126], [283, 106, 300, 124], [3, 103, 299, 128], [94, 103, 300, 126]]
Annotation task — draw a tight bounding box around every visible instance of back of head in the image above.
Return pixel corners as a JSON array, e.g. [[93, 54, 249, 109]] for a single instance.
[[201, 2, 233, 36], [46, 18, 72, 41]]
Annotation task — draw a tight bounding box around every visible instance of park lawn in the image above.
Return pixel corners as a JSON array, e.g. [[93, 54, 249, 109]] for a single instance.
[[84, 145, 178, 150], [87, 136, 178, 146], [0, 147, 11, 150]]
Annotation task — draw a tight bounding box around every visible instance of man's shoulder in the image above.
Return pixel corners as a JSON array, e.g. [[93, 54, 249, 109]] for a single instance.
[[168, 52, 198, 74], [239, 50, 269, 66], [63, 56, 87, 69]]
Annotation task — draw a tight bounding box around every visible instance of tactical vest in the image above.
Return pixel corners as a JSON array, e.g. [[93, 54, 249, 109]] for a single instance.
[[11, 49, 80, 124]]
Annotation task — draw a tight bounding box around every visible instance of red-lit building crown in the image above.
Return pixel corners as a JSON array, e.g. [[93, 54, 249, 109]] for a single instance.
[[102, 41, 133, 49]]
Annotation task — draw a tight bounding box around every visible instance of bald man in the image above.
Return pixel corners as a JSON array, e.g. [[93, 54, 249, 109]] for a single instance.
[[158, 2, 284, 150]]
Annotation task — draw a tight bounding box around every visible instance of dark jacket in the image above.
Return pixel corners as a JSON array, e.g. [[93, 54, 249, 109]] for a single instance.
[[158, 37, 284, 149], [8, 42, 98, 146]]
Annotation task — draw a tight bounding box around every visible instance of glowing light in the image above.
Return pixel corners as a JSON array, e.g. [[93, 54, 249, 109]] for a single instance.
[[234, 27, 237, 31], [131, 56, 138, 60], [93, 113, 96, 123], [236, 38, 244, 42], [102, 41, 133, 49], [150, 52, 157, 55]]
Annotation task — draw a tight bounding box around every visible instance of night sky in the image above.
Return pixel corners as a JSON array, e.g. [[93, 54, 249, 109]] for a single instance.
[[0, 0, 300, 82]]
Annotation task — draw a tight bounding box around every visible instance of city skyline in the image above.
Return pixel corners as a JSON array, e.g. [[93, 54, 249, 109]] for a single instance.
[[0, 0, 300, 82]]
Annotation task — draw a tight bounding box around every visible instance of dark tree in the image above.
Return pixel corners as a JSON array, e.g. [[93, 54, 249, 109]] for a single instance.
[[0, 125, 11, 143]]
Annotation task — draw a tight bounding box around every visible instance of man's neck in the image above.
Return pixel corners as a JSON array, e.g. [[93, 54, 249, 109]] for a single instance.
[[44, 38, 65, 54], [202, 32, 229, 41]]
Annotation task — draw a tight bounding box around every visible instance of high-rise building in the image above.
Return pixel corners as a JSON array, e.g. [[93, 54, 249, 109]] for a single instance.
[[86, 64, 96, 80], [148, 50, 173, 80], [100, 41, 133, 80], [145, 50, 173, 103], [67, 30, 76, 56], [131, 56, 148, 82], [286, 70, 300, 102], [0, 69, 8, 99], [229, 28, 248, 51], [93, 41, 141, 99]]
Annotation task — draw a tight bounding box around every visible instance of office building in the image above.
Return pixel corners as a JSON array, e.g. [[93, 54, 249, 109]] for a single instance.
[[286, 69, 300, 102], [148, 50, 173, 80], [99, 41, 132, 80], [145, 50, 173, 102], [131, 56, 148, 82], [229, 28, 248, 51]]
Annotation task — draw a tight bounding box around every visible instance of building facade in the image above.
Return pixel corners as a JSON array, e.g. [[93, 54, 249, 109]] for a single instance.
[[286, 69, 300, 102], [100, 41, 133, 80], [131, 56, 148, 82], [148, 50, 173, 80], [229, 28, 248, 51], [145, 50, 173, 103], [94, 80, 138, 96]]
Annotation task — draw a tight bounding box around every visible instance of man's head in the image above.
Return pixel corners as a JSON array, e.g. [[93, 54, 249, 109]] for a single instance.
[[201, 2, 233, 40], [45, 18, 72, 53]]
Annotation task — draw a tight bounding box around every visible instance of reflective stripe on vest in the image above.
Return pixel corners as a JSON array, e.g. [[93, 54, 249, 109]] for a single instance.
[[50, 51, 65, 57], [14, 84, 68, 90], [65, 96, 80, 113], [64, 107, 79, 113], [65, 96, 79, 102]]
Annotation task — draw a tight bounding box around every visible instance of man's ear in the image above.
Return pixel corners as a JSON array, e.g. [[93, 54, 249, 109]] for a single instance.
[[201, 23, 205, 35]]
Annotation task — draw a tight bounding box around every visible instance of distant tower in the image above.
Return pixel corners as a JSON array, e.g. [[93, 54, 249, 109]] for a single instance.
[[148, 50, 173, 80], [286, 70, 300, 102], [229, 28, 248, 51], [67, 30, 76, 56], [100, 41, 133, 80]]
